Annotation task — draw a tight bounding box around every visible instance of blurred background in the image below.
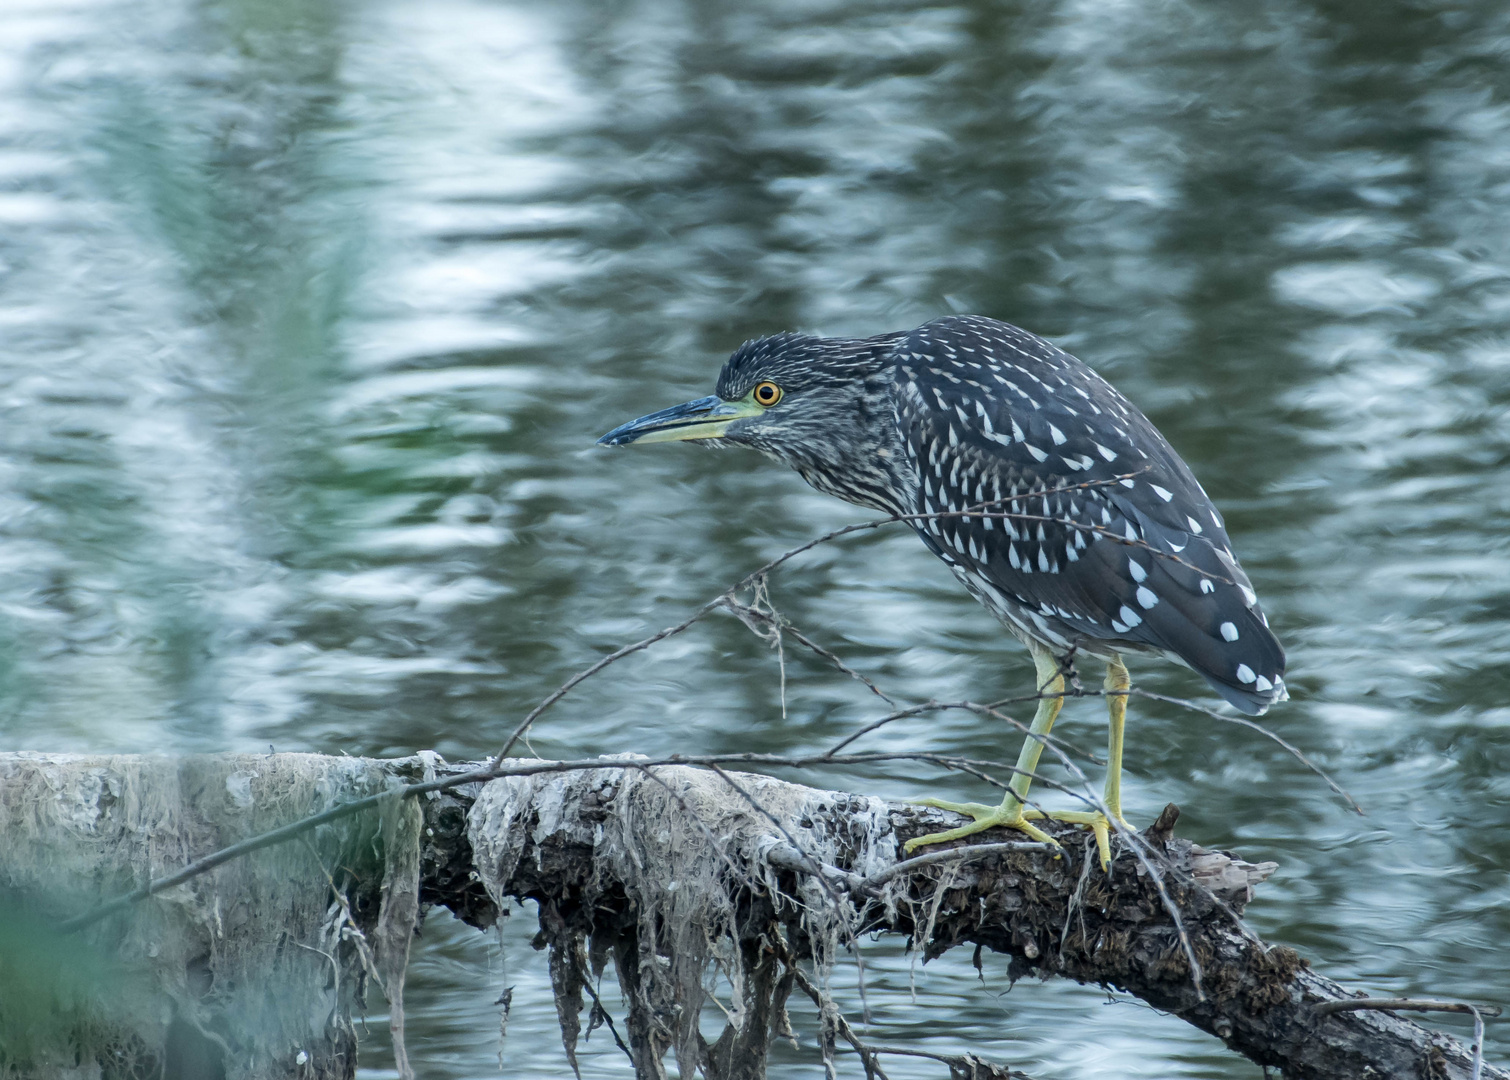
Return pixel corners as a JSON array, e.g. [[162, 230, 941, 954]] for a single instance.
[[3, 0, 1509, 1075]]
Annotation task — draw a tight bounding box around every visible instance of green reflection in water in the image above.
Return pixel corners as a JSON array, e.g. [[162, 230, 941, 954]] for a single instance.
[[0, 899, 156, 1075]]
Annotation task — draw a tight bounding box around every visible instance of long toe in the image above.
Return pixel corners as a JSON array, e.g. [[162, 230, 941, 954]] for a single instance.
[[1022, 809, 1119, 870], [903, 801, 1058, 853]]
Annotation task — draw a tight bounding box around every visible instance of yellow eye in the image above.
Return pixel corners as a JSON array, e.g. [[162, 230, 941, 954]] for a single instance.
[[753, 381, 783, 406]]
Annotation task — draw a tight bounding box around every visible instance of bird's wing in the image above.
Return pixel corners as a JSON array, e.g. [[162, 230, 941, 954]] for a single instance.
[[889, 315, 1286, 714]]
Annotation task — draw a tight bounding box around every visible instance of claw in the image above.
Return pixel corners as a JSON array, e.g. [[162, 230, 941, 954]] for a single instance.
[[1022, 809, 1135, 872], [902, 651, 1142, 871], [907, 798, 1138, 869]]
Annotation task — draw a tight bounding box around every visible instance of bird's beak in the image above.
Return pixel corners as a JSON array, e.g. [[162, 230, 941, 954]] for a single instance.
[[597, 395, 762, 446]]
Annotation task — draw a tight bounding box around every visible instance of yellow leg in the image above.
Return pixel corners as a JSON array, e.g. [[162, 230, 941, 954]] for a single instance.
[[906, 648, 1139, 871], [905, 644, 1066, 853], [1104, 656, 1134, 832]]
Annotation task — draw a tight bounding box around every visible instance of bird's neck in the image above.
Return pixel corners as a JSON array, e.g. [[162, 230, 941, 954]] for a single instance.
[[785, 374, 914, 516]]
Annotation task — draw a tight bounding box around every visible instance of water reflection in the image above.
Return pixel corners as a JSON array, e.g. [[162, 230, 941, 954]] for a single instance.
[[2, 0, 1508, 1074]]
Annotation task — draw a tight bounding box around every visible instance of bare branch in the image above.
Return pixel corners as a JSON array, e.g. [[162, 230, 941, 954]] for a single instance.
[[722, 595, 895, 706], [861, 841, 1057, 889], [1311, 999, 1501, 1019]]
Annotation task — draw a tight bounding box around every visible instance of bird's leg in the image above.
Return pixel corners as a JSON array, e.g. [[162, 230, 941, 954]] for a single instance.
[[1024, 659, 1135, 868], [1102, 655, 1135, 833], [905, 645, 1066, 853], [908, 649, 1137, 870]]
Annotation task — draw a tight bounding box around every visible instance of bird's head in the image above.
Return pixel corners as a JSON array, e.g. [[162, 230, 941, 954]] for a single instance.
[[597, 331, 910, 511], [598, 332, 895, 457]]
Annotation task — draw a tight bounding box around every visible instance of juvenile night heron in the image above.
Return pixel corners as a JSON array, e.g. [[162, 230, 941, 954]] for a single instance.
[[599, 315, 1286, 867]]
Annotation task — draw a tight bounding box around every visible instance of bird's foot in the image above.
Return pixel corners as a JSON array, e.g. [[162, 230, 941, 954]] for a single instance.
[[903, 798, 1060, 854], [1022, 809, 1135, 872], [904, 798, 1135, 872]]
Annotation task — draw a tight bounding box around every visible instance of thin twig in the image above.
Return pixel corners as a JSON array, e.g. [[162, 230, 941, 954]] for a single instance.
[[1311, 998, 1501, 1018], [862, 841, 1056, 889], [824, 700, 953, 757], [1060, 831, 1098, 956], [490, 599, 724, 763], [573, 953, 634, 1063], [1313, 998, 1498, 1080], [724, 596, 895, 706], [1132, 689, 1362, 814], [823, 692, 1102, 765], [774, 929, 1023, 1080]]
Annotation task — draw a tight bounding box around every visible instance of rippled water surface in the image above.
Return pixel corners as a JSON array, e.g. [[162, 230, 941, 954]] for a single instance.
[[4, 0, 1510, 1075]]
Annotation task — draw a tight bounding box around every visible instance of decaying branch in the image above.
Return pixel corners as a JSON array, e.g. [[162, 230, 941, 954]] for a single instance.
[[437, 758, 1502, 1080], [2, 751, 1498, 1080]]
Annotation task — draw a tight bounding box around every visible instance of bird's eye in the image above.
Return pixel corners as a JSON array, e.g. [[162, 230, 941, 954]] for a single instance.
[[753, 382, 783, 406]]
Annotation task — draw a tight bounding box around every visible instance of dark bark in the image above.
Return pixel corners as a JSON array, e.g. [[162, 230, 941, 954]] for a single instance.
[[423, 762, 1503, 1080]]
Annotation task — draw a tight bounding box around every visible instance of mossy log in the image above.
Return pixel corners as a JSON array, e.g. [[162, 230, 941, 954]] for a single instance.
[[0, 752, 1498, 1080]]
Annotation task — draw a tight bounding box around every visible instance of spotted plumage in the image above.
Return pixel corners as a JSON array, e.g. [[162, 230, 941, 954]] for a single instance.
[[600, 314, 1287, 715], [888, 316, 1285, 714]]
